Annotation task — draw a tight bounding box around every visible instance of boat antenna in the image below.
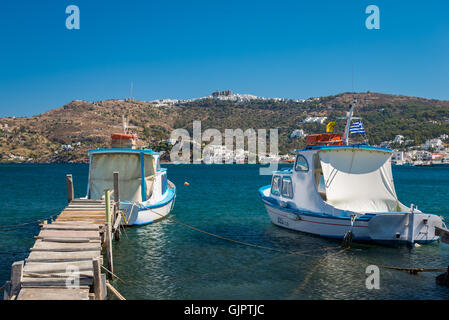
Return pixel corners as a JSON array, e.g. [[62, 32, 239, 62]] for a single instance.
[[113, 115, 137, 134], [352, 65, 354, 93]]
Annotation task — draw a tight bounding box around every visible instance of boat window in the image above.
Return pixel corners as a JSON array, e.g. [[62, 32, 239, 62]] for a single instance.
[[161, 174, 168, 194], [281, 177, 293, 198], [271, 175, 281, 196], [295, 155, 309, 172]]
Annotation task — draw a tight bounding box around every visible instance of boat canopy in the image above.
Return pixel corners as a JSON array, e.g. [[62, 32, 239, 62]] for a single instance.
[[317, 147, 408, 213], [88, 150, 157, 202]]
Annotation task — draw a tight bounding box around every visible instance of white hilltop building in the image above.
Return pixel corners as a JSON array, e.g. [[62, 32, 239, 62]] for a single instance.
[[290, 129, 306, 138], [302, 116, 327, 124], [149, 90, 293, 107], [208, 90, 285, 103], [151, 99, 179, 107]]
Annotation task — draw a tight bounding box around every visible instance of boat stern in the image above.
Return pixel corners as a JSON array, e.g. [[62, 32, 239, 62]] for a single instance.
[[367, 212, 444, 245]]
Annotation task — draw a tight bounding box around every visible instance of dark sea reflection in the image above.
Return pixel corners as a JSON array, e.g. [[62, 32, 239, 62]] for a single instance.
[[1, 163, 449, 299]]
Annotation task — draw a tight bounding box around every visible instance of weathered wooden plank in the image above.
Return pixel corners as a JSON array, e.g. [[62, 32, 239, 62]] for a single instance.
[[41, 224, 99, 231], [56, 215, 105, 219], [23, 270, 94, 278], [65, 206, 109, 210], [26, 250, 101, 262], [55, 217, 105, 222], [17, 288, 90, 300], [71, 198, 104, 202], [37, 230, 101, 240], [54, 220, 105, 225], [70, 204, 103, 206], [59, 212, 105, 215], [31, 240, 100, 252], [21, 277, 92, 288], [58, 215, 106, 220], [58, 211, 104, 220], [42, 239, 100, 244], [48, 221, 102, 225], [23, 260, 94, 274]]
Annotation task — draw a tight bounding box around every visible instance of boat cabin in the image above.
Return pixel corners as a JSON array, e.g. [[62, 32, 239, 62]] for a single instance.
[[270, 145, 412, 216]]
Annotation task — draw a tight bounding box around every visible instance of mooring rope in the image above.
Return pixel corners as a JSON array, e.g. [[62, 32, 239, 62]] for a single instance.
[[101, 265, 125, 283], [378, 265, 447, 274], [161, 213, 343, 255], [168, 245, 342, 285], [0, 213, 59, 229]]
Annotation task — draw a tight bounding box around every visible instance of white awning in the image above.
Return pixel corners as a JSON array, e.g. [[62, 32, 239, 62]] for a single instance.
[[319, 148, 405, 213], [89, 152, 155, 202]]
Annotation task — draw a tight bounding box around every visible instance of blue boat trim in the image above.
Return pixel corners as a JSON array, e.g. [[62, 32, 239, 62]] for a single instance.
[[140, 152, 146, 201], [132, 220, 154, 226], [142, 186, 176, 210], [297, 145, 393, 153], [259, 185, 434, 223], [131, 186, 176, 226]]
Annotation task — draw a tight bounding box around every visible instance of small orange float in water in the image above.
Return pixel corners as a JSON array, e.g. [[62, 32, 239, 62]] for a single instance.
[[184, 182, 189, 186]]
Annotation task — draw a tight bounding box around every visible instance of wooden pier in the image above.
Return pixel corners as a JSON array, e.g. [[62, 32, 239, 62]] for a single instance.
[[3, 173, 123, 300]]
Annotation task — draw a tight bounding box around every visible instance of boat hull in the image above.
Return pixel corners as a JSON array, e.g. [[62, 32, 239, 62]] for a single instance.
[[261, 194, 442, 246], [120, 183, 176, 226]]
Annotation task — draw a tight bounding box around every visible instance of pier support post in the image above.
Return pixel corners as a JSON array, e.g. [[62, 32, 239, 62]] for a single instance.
[[3, 281, 11, 300], [105, 189, 114, 280], [10, 260, 23, 299], [113, 171, 121, 241], [92, 258, 103, 300], [436, 266, 449, 287], [66, 174, 74, 204]]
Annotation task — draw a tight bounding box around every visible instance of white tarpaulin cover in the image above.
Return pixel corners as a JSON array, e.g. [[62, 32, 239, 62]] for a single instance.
[[89, 153, 155, 202], [319, 148, 406, 213]]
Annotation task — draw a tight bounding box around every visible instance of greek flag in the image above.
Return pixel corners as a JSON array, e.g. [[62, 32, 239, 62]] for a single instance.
[[349, 120, 365, 135]]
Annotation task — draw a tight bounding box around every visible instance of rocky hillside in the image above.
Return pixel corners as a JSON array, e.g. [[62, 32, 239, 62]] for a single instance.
[[1, 92, 449, 163]]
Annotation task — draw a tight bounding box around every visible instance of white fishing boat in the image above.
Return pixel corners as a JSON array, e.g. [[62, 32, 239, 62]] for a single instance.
[[84, 116, 176, 226], [259, 101, 443, 246]]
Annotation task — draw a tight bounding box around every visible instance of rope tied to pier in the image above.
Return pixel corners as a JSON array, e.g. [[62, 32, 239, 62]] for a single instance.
[[0, 213, 59, 229]]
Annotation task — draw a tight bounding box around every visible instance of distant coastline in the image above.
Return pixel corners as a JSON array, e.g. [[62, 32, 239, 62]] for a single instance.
[[1, 91, 449, 164]]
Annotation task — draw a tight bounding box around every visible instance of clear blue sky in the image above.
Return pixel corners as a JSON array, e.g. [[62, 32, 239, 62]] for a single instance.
[[0, 0, 448, 116]]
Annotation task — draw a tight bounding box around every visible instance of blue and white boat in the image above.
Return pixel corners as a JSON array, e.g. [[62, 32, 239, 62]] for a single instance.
[[259, 102, 443, 246], [85, 117, 176, 226]]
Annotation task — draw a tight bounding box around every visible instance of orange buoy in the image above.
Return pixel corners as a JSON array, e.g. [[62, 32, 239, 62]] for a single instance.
[[184, 182, 189, 186]]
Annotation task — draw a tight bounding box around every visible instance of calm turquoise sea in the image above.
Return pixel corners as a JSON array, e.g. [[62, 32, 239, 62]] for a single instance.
[[1, 163, 449, 299]]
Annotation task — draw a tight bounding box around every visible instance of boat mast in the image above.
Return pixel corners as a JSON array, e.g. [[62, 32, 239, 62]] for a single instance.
[[342, 98, 357, 145]]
